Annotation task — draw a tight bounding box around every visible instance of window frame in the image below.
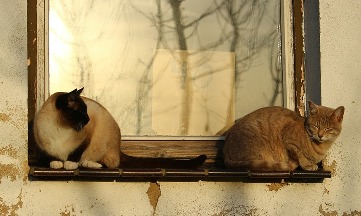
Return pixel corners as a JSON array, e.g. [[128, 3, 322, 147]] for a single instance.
[[28, 0, 328, 182]]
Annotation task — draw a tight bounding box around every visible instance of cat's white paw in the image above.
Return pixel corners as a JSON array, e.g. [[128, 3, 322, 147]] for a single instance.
[[79, 160, 102, 169], [50, 161, 64, 169], [64, 161, 79, 170]]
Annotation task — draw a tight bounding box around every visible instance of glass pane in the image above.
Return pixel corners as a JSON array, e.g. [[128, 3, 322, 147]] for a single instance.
[[49, 0, 283, 137]]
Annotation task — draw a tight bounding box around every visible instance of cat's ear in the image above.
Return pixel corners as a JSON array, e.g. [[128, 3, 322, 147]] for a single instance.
[[68, 88, 79, 100], [308, 101, 319, 116], [69, 88, 78, 95], [68, 87, 83, 99], [331, 106, 345, 123], [76, 87, 84, 95]]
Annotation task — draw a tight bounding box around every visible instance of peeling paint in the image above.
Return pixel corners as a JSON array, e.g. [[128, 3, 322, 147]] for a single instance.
[[323, 159, 338, 176], [0, 164, 19, 182], [318, 204, 361, 216], [211, 207, 232, 216], [267, 182, 289, 192], [323, 187, 330, 195], [342, 210, 361, 216], [319, 204, 338, 216], [0, 113, 10, 122], [60, 205, 76, 216], [0, 146, 19, 159], [147, 182, 161, 215], [0, 106, 28, 141], [0, 190, 23, 216], [0, 145, 28, 182], [293, 0, 306, 117], [212, 206, 262, 216]]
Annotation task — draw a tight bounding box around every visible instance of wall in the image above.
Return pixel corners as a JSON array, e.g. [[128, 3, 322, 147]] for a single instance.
[[319, 0, 361, 213], [0, 1, 360, 215]]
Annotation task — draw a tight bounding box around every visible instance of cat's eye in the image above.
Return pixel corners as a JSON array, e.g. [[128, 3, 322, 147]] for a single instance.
[[310, 124, 318, 129]]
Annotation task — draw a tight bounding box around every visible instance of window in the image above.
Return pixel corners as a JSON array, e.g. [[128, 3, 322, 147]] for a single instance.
[[28, 0, 328, 181]]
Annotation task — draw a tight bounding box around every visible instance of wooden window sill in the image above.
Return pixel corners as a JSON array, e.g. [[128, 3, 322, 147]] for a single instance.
[[29, 167, 331, 183]]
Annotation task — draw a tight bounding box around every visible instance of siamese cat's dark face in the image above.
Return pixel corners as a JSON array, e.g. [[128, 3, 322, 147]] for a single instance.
[[55, 88, 90, 131]]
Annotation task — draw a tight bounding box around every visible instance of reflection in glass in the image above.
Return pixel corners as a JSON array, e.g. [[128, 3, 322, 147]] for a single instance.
[[49, 0, 282, 137]]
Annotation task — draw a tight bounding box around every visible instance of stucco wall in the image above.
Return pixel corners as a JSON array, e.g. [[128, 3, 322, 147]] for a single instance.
[[318, 0, 361, 213], [0, 1, 360, 215]]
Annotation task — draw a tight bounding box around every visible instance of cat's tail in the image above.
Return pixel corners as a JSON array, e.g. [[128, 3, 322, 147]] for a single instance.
[[120, 153, 207, 169]]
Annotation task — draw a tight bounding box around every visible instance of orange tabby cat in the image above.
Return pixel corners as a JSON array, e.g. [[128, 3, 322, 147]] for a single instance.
[[223, 101, 344, 171]]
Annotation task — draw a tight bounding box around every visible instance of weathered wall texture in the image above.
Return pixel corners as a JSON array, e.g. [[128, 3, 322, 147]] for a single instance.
[[0, 0, 360, 215], [318, 0, 361, 214]]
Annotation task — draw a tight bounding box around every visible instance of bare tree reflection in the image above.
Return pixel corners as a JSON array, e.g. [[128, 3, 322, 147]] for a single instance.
[[114, 0, 281, 135], [133, 0, 164, 135], [50, 1, 97, 95], [215, 0, 282, 114], [132, 0, 227, 135], [50, 0, 283, 136], [168, 0, 192, 135], [268, 26, 283, 106]]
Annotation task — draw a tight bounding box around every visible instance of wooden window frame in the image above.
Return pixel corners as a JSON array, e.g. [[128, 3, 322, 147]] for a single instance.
[[28, 0, 329, 182]]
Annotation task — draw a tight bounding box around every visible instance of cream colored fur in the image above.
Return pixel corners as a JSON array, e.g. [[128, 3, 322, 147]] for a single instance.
[[33, 92, 121, 170]]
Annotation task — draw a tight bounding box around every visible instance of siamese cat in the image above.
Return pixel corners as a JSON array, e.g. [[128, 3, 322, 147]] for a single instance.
[[32, 88, 206, 170], [223, 102, 344, 171]]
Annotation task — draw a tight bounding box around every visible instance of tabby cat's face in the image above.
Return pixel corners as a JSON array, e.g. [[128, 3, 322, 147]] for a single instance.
[[55, 88, 90, 131], [305, 101, 344, 143]]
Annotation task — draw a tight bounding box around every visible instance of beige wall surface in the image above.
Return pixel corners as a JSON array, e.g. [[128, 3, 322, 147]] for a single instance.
[[0, 1, 360, 215]]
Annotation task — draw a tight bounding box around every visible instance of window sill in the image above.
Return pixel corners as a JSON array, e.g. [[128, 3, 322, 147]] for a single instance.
[[29, 139, 331, 182], [29, 167, 331, 183]]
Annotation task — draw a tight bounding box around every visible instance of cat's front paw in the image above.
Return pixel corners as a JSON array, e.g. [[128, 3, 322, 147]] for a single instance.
[[64, 161, 79, 170], [79, 160, 102, 169], [50, 161, 64, 169]]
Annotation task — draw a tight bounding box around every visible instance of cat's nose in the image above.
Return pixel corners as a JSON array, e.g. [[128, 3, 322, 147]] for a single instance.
[[318, 130, 324, 139]]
